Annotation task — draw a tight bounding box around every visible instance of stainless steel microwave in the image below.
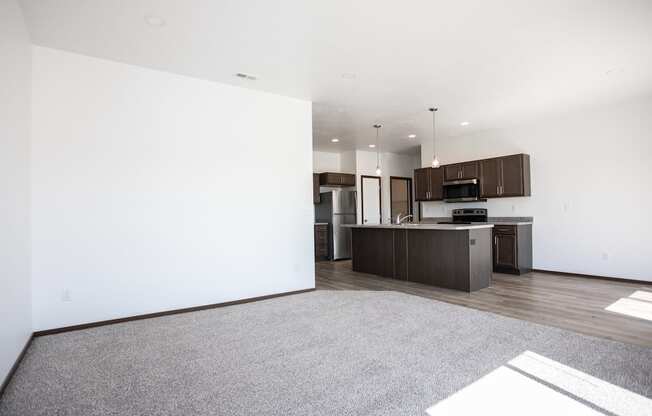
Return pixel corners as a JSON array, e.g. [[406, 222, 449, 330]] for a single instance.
[[442, 179, 480, 202]]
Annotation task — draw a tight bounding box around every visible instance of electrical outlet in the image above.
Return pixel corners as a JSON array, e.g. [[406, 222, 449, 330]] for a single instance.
[[563, 203, 569, 213], [601, 252, 609, 261], [511, 205, 516, 212], [61, 289, 72, 302]]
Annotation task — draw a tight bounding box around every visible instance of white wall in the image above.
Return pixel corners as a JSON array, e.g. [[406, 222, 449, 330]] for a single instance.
[[420, 96, 652, 281], [355, 150, 419, 224], [31, 47, 314, 331], [0, 0, 32, 382], [339, 150, 357, 174], [312, 151, 340, 172], [312, 150, 359, 175]]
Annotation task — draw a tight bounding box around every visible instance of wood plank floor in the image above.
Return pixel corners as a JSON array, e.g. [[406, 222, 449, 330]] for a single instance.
[[316, 260, 652, 347]]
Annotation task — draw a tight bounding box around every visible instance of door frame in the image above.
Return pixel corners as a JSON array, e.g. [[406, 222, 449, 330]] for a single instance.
[[360, 175, 382, 225], [389, 176, 413, 222]]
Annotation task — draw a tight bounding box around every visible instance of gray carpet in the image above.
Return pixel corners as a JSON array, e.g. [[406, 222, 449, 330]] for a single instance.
[[1, 290, 651, 415]]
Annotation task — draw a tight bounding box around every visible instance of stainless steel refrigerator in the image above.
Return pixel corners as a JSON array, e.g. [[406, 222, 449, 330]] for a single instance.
[[315, 190, 357, 260]]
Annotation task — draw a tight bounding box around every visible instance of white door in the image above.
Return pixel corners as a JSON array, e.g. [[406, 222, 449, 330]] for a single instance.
[[362, 176, 381, 224]]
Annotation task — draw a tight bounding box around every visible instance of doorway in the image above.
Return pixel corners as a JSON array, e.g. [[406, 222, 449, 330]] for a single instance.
[[361, 175, 381, 224], [390, 176, 413, 223]]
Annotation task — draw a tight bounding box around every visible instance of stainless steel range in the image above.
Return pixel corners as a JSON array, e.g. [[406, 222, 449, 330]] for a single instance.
[[437, 208, 487, 224]]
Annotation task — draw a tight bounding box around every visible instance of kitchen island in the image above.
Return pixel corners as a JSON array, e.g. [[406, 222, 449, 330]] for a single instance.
[[345, 223, 494, 292]]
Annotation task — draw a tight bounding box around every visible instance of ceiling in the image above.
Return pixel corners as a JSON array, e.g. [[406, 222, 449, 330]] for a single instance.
[[19, 0, 652, 154]]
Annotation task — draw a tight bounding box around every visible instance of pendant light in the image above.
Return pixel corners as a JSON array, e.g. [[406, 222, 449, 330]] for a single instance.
[[429, 107, 440, 168], [373, 124, 382, 175]]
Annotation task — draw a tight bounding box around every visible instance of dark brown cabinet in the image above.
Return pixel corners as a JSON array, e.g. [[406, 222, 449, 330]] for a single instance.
[[479, 158, 501, 198], [492, 224, 532, 275], [414, 168, 429, 201], [494, 230, 517, 270], [313, 173, 321, 204], [314, 224, 329, 261], [351, 228, 394, 277], [480, 154, 531, 198], [415, 153, 530, 202], [430, 167, 444, 200], [500, 154, 530, 197], [352, 227, 493, 292], [414, 167, 443, 201], [319, 172, 356, 187], [444, 161, 479, 181], [393, 229, 408, 281]]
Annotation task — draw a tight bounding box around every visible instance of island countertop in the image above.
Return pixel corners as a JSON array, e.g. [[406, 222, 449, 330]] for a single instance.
[[343, 223, 494, 231]]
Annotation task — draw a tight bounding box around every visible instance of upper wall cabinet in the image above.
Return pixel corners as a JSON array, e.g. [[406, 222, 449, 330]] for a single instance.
[[414, 167, 444, 201], [430, 167, 444, 200], [319, 172, 356, 187], [414, 168, 429, 201], [443, 161, 479, 181], [414, 153, 531, 201], [479, 154, 531, 198]]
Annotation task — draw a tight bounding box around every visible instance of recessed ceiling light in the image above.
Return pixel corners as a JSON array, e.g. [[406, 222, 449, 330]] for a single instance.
[[331, 138, 340, 143], [408, 134, 416, 139], [460, 121, 470, 126], [605, 68, 623, 76], [235, 72, 257, 81], [341, 73, 357, 80], [368, 144, 376, 148], [144, 15, 166, 26]]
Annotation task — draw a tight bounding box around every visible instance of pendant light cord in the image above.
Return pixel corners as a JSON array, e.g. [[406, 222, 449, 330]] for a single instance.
[[373, 124, 382, 169], [430, 107, 437, 160]]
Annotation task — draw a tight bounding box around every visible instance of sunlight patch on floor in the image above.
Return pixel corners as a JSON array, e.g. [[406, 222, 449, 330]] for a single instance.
[[426, 351, 652, 416], [606, 291, 652, 322], [629, 290, 652, 303]]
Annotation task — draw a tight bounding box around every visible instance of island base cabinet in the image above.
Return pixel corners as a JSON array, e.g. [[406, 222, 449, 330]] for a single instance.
[[407, 229, 492, 292], [351, 228, 394, 278], [351, 227, 492, 292], [407, 230, 470, 290], [393, 229, 408, 281]]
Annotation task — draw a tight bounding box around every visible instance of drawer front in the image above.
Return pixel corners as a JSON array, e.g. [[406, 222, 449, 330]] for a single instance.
[[493, 225, 516, 235], [315, 225, 329, 257]]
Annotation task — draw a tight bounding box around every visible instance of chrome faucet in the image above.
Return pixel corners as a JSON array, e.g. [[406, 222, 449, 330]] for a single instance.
[[396, 214, 413, 225]]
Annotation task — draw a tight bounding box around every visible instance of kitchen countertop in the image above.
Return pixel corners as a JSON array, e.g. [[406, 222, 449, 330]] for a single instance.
[[343, 223, 494, 231], [421, 217, 534, 226]]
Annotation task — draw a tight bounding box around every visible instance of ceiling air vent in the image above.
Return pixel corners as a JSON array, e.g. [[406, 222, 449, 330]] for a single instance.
[[235, 73, 257, 81]]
